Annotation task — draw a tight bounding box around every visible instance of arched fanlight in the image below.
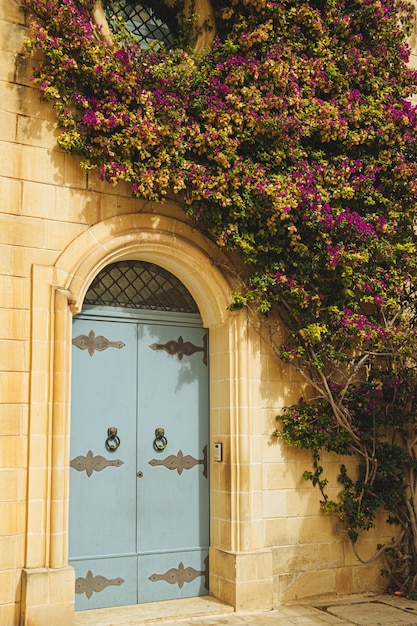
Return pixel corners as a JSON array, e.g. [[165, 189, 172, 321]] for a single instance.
[[83, 260, 200, 313], [92, 0, 214, 51]]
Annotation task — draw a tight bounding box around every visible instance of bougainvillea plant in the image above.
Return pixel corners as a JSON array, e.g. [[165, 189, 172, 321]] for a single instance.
[[22, 0, 417, 594]]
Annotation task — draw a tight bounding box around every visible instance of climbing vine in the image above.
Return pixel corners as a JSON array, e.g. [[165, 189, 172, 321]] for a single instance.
[[22, 0, 417, 595]]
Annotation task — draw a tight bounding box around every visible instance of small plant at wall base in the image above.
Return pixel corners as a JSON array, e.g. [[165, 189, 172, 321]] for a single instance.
[[22, 0, 417, 595]]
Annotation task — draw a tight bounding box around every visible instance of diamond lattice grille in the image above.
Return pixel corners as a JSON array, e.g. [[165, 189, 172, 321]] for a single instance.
[[84, 261, 199, 313], [104, 2, 175, 49]]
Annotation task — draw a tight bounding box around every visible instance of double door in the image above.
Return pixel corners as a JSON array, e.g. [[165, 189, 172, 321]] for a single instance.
[[69, 313, 209, 610]]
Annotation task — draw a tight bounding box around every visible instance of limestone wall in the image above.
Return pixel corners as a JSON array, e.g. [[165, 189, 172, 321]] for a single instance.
[[0, 1, 412, 624]]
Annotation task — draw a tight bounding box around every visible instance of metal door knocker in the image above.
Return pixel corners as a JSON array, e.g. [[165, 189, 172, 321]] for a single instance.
[[105, 427, 120, 452], [153, 427, 167, 451]]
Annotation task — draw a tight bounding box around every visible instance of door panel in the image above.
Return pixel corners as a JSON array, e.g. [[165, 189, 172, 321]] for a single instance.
[[70, 319, 138, 559], [137, 324, 209, 553], [72, 556, 138, 611], [70, 315, 209, 610], [137, 550, 208, 603]]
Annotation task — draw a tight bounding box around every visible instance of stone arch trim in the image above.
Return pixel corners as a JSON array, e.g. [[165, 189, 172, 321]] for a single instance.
[[55, 213, 232, 327]]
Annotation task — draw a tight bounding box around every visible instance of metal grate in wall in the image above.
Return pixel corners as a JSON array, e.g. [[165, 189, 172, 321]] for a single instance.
[[104, 1, 175, 49], [84, 260, 199, 313]]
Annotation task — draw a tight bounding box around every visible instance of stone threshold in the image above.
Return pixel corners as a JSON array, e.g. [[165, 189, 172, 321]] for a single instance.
[[74, 596, 234, 626]]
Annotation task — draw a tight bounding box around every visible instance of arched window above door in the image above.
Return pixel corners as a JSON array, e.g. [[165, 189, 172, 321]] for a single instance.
[[84, 260, 199, 313], [92, 0, 214, 52], [103, 1, 175, 50]]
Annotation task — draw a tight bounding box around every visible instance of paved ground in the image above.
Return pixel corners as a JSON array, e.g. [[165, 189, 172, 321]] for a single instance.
[[75, 594, 417, 626]]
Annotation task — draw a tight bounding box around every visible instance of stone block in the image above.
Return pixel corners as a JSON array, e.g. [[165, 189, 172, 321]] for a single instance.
[[0, 435, 27, 469], [275, 543, 320, 575], [265, 517, 299, 547], [17, 115, 59, 149], [0, 404, 24, 436], [4, 245, 58, 279], [260, 436, 286, 463], [235, 579, 273, 611], [45, 221, 86, 253], [0, 502, 19, 536], [21, 180, 56, 219], [0, 141, 65, 185], [277, 573, 298, 603], [0, 0, 24, 24], [0, 535, 18, 569], [213, 576, 236, 608], [0, 569, 15, 604], [217, 518, 233, 551], [0, 469, 19, 501], [318, 541, 345, 568], [209, 548, 273, 610], [14, 53, 35, 87], [0, 339, 27, 371], [0, 602, 19, 626], [0, 176, 22, 215], [295, 568, 336, 599], [298, 513, 340, 544], [344, 536, 385, 566], [55, 185, 99, 224], [0, 50, 17, 82], [0, 371, 29, 403], [262, 488, 287, 518], [209, 547, 236, 582], [0, 21, 27, 54], [262, 461, 292, 490], [63, 154, 87, 189], [211, 488, 231, 520], [352, 563, 386, 594], [0, 213, 47, 248], [336, 565, 355, 596], [0, 110, 17, 142]]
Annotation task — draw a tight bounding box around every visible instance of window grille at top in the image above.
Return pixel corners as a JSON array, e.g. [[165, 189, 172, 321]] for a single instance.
[[103, 1, 176, 49], [84, 260, 199, 313]]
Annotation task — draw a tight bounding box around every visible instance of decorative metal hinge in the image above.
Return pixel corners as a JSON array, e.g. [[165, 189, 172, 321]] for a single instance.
[[72, 330, 125, 356], [70, 449, 124, 477], [148, 445, 207, 478], [149, 334, 207, 365], [75, 570, 125, 598], [149, 555, 208, 590]]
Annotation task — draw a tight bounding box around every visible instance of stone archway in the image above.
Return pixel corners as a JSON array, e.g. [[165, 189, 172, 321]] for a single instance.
[[22, 212, 273, 626]]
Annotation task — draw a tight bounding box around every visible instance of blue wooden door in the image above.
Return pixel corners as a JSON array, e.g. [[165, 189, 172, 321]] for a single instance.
[[69, 314, 209, 610]]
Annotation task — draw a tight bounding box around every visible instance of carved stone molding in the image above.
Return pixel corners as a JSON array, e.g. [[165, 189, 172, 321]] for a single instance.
[[72, 329, 125, 356], [149, 445, 207, 478], [149, 334, 207, 365], [75, 570, 125, 598], [70, 449, 124, 477]]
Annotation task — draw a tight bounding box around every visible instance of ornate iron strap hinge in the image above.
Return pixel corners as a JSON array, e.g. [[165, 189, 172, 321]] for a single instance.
[[75, 570, 125, 598], [149, 555, 209, 590], [72, 330, 125, 356], [70, 449, 124, 477], [148, 445, 208, 478], [149, 334, 207, 365]]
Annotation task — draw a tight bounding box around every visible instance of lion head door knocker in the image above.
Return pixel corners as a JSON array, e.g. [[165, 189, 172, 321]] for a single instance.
[[105, 427, 121, 452], [153, 427, 167, 451]]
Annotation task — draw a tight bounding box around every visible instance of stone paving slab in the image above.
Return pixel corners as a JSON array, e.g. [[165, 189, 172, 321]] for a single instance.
[[75, 594, 417, 626], [313, 595, 417, 625]]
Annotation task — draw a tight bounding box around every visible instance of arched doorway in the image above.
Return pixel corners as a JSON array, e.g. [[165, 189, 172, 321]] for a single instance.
[[69, 261, 209, 610], [22, 213, 273, 626]]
